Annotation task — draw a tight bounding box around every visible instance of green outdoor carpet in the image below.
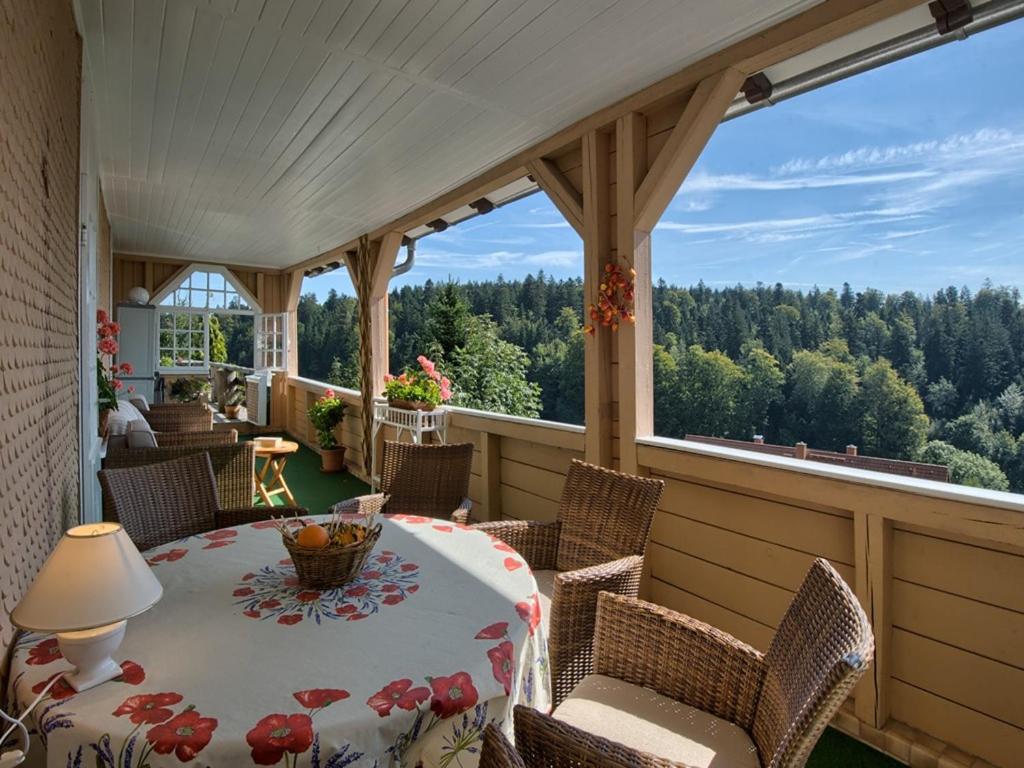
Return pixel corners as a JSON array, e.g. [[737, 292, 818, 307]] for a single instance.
[[246, 434, 369, 515], [247, 434, 899, 768]]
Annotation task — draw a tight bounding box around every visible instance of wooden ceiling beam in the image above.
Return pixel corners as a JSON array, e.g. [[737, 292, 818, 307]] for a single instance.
[[527, 157, 584, 236], [633, 67, 747, 232]]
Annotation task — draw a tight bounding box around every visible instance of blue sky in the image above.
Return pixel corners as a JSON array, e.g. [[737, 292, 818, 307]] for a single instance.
[[305, 18, 1024, 300]]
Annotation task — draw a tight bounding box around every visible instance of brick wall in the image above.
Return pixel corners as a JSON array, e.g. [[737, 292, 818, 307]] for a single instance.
[[0, 0, 82, 658]]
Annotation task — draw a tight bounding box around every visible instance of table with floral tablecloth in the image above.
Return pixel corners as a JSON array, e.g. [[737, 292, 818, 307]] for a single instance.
[[7, 514, 550, 768]]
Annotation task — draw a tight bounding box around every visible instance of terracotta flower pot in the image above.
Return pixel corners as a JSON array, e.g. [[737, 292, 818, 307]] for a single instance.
[[388, 398, 435, 412], [320, 446, 346, 473], [224, 404, 241, 419]]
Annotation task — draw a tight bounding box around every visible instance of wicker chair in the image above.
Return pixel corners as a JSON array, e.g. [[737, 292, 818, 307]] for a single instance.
[[102, 439, 255, 517], [99, 452, 303, 551], [479, 723, 526, 768], [378, 441, 474, 522], [140, 401, 213, 432], [546, 560, 873, 768], [473, 459, 663, 704]]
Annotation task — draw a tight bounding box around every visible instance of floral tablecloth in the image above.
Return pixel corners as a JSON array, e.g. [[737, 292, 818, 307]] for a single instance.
[[7, 515, 550, 768]]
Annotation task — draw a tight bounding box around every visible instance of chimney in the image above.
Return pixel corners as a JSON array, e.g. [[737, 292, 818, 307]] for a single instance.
[[846, 445, 858, 456], [753, 435, 764, 444], [795, 442, 808, 460]]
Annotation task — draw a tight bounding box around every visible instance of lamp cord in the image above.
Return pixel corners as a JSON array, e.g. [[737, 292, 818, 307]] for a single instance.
[[0, 673, 65, 763]]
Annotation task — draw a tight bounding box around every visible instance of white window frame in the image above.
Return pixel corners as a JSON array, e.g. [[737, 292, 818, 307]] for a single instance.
[[151, 264, 263, 374], [255, 312, 288, 370]]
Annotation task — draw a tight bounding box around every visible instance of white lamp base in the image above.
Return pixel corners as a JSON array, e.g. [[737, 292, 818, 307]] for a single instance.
[[56, 621, 126, 691]]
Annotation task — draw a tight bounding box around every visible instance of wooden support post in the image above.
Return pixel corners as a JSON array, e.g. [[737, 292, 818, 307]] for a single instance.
[[143, 261, 154, 294], [615, 112, 651, 475], [854, 512, 893, 730], [481, 431, 502, 522], [527, 157, 584, 236], [634, 68, 746, 231], [284, 268, 304, 377], [582, 130, 613, 467]]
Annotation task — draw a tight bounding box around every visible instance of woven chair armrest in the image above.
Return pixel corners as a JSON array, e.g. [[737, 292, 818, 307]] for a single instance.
[[215, 507, 308, 528], [479, 723, 526, 768], [594, 591, 765, 729], [329, 494, 390, 518], [513, 706, 687, 768], [450, 497, 473, 525], [472, 520, 560, 570], [155, 430, 238, 447]]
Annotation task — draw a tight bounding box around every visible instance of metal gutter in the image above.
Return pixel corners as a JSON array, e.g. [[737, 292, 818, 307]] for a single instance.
[[724, 0, 1024, 121]]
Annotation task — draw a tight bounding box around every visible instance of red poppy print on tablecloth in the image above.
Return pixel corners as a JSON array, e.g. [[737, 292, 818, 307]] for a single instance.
[[293, 688, 349, 711], [146, 708, 219, 762], [246, 713, 314, 765], [33, 660, 145, 703], [202, 529, 237, 549], [432, 524, 453, 533], [503, 557, 524, 572], [148, 548, 188, 566], [26, 638, 61, 665], [113, 692, 184, 725], [390, 514, 431, 524], [366, 679, 430, 718], [428, 671, 479, 719], [488, 641, 515, 695], [475, 622, 509, 640], [493, 542, 516, 553], [236, 550, 421, 625], [117, 660, 146, 685], [516, 593, 542, 636]]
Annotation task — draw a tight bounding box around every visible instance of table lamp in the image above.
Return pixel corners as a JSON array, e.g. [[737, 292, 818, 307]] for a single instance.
[[11, 523, 163, 691]]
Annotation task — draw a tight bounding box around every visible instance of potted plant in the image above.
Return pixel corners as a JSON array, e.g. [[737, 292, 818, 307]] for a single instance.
[[383, 356, 453, 411], [308, 388, 347, 473], [223, 370, 246, 419], [170, 377, 212, 403], [96, 309, 134, 436]]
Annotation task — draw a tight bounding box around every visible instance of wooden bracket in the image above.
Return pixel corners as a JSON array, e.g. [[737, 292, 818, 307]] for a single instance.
[[527, 157, 584, 236], [633, 67, 746, 232]]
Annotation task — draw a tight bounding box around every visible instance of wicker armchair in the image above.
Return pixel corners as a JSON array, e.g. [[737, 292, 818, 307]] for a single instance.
[[103, 439, 255, 517], [479, 723, 526, 768], [140, 402, 213, 432], [547, 560, 873, 768], [99, 452, 303, 551], [378, 441, 474, 522], [474, 459, 663, 704]]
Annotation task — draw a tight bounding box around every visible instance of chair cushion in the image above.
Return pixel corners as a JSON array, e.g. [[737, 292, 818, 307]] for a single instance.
[[107, 400, 145, 436], [534, 569, 557, 625], [554, 674, 761, 768], [127, 419, 159, 449], [128, 395, 150, 411]]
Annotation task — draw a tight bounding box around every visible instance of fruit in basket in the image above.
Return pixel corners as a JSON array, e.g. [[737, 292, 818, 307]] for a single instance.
[[296, 523, 330, 549], [332, 523, 367, 547]]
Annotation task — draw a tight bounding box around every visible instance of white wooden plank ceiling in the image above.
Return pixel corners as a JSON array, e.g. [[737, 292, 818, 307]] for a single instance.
[[79, 0, 822, 269]]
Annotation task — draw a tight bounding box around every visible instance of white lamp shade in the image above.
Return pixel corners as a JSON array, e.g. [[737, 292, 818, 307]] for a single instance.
[[11, 523, 162, 633]]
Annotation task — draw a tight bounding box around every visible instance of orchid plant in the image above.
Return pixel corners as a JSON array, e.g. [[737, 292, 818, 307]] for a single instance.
[[382, 356, 452, 408], [97, 309, 134, 413]]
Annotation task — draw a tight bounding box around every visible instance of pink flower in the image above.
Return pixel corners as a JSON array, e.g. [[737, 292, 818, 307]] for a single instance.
[[383, 373, 394, 383], [324, 389, 335, 398], [417, 355, 435, 375], [98, 337, 119, 355], [127, 386, 135, 393], [107, 321, 121, 335], [112, 379, 124, 391], [96, 309, 109, 324], [119, 362, 134, 375]]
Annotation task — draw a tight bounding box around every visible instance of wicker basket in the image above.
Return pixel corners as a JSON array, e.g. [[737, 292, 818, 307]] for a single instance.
[[283, 523, 383, 589]]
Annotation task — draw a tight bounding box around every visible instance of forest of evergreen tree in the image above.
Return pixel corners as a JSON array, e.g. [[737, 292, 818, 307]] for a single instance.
[[218, 274, 1024, 494]]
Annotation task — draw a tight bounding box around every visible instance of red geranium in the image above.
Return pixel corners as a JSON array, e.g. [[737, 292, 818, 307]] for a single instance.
[[113, 692, 183, 725], [117, 660, 146, 685], [246, 713, 313, 765], [475, 622, 508, 640], [147, 708, 218, 762], [366, 679, 430, 717], [488, 642, 514, 695], [26, 638, 61, 666], [428, 672, 478, 719], [293, 688, 349, 710]]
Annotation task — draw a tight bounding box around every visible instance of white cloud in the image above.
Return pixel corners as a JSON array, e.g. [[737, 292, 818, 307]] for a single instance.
[[683, 169, 934, 193], [415, 247, 580, 270]]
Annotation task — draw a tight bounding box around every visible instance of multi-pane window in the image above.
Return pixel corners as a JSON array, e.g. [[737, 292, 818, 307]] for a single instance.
[[256, 313, 287, 370], [158, 311, 208, 369], [159, 269, 252, 312]]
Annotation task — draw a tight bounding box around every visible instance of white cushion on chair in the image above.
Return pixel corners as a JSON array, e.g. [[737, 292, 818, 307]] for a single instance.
[[534, 569, 557, 623], [127, 419, 159, 449], [553, 674, 761, 768], [107, 400, 145, 436]]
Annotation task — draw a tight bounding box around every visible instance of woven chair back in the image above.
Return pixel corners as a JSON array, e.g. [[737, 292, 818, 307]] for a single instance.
[[753, 558, 874, 767], [99, 453, 221, 551], [380, 441, 474, 519], [103, 441, 255, 514], [555, 460, 664, 572]]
